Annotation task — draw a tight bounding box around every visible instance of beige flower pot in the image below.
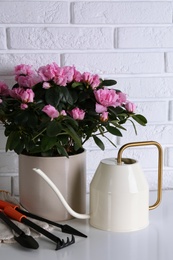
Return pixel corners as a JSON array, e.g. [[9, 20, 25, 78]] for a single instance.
[[18, 150, 86, 221]]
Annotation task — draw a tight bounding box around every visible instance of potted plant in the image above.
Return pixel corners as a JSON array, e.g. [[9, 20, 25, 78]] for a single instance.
[[0, 63, 147, 221]]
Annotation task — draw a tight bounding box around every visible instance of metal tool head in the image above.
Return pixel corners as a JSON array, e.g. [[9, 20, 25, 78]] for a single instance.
[[55, 235, 75, 250]]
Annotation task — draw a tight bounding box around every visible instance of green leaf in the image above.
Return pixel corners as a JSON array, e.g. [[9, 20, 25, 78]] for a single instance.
[[14, 140, 25, 154], [129, 119, 137, 135], [60, 87, 73, 105], [102, 80, 117, 86], [27, 145, 42, 155], [14, 111, 28, 125], [132, 114, 147, 126], [110, 121, 127, 131], [108, 106, 125, 117], [106, 125, 122, 136], [45, 87, 61, 107], [25, 111, 38, 127], [71, 82, 83, 88], [41, 136, 57, 152], [102, 134, 117, 148], [62, 116, 79, 130], [6, 131, 20, 151], [78, 92, 89, 103], [33, 83, 46, 100], [46, 120, 62, 137], [64, 125, 82, 148], [93, 135, 105, 150], [56, 145, 69, 157]]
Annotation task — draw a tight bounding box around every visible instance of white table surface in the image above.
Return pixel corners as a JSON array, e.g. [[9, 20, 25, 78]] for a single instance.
[[1, 190, 173, 260]]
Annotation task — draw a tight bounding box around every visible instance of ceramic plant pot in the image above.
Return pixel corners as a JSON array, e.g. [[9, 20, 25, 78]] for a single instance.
[[18, 150, 86, 221]]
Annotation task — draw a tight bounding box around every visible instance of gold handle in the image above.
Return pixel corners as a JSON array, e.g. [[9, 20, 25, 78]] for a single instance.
[[117, 141, 163, 210]]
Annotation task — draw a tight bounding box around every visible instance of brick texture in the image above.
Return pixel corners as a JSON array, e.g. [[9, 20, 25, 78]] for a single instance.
[[116, 77, 173, 98], [0, 28, 6, 49], [7, 27, 113, 50], [166, 52, 173, 73], [117, 27, 173, 48], [62, 53, 164, 74], [72, 2, 172, 24], [0, 2, 68, 24]]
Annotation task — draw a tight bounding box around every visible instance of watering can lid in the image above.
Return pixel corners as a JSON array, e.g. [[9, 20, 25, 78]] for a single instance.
[[101, 158, 137, 165]]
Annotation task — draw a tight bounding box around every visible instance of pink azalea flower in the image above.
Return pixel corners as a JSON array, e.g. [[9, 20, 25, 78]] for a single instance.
[[10, 87, 24, 99], [82, 72, 100, 89], [14, 64, 35, 81], [82, 72, 93, 84], [63, 66, 75, 83], [95, 103, 107, 113], [125, 101, 136, 113], [17, 75, 40, 88], [54, 67, 68, 86], [73, 68, 82, 82], [94, 89, 119, 108], [42, 104, 59, 119], [118, 92, 127, 105], [91, 74, 100, 89], [10, 88, 34, 103], [38, 62, 59, 81], [70, 107, 85, 120], [20, 89, 35, 103], [0, 98, 2, 103], [0, 82, 9, 96]]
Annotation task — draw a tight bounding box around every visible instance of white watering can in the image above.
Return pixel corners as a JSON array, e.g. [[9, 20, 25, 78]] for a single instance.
[[33, 141, 163, 232]]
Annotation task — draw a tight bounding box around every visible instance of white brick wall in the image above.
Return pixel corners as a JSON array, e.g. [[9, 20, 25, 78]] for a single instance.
[[0, 0, 173, 195], [7, 27, 113, 50], [0, 2, 69, 23], [72, 2, 172, 24], [62, 53, 164, 74], [117, 27, 173, 48]]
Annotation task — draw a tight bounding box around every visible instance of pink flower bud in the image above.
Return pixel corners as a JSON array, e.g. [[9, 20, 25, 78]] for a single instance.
[[21, 89, 35, 103], [43, 82, 51, 89], [70, 107, 85, 120], [100, 112, 108, 122], [125, 101, 136, 113], [82, 72, 100, 89], [60, 110, 67, 116], [20, 103, 28, 110], [42, 105, 59, 119]]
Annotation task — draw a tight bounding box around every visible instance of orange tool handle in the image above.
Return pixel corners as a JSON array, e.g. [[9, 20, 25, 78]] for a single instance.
[[0, 200, 18, 210], [4, 206, 26, 222]]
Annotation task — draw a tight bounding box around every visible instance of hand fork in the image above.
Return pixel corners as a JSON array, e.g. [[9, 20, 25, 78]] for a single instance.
[[3, 206, 75, 250], [0, 199, 87, 238]]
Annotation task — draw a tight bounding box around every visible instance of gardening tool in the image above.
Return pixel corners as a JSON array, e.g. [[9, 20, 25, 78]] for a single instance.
[[0, 209, 39, 249], [33, 141, 163, 232], [0, 200, 87, 238], [3, 206, 75, 250]]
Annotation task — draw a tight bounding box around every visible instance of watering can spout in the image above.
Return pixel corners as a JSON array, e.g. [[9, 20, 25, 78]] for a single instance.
[[33, 168, 90, 220]]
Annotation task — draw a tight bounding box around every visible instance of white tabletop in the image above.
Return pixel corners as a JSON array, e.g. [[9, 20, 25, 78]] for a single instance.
[[1, 190, 173, 260]]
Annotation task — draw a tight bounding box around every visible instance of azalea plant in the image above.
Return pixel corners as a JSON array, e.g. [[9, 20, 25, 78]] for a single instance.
[[0, 63, 147, 157]]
